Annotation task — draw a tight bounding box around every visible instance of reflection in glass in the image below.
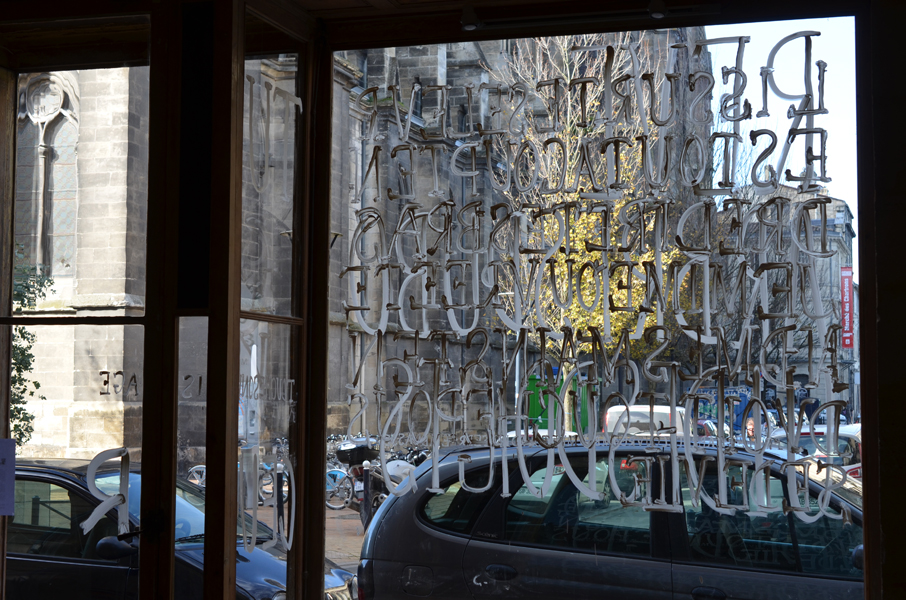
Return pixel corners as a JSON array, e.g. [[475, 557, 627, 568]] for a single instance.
[[241, 56, 301, 316], [14, 68, 149, 316], [177, 317, 209, 478], [238, 318, 297, 554], [10, 325, 143, 459], [325, 20, 861, 594]]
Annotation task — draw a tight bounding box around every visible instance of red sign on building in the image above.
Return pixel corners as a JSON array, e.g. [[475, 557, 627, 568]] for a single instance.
[[841, 267, 854, 349]]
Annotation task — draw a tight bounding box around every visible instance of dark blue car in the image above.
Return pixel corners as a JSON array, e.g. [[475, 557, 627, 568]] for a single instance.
[[6, 458, 354, 600]]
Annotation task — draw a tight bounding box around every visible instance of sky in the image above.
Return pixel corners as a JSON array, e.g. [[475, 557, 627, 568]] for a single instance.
[[705, 17, 858, 280]]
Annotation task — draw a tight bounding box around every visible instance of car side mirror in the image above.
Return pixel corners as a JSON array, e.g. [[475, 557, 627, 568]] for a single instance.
[[852, 544, 864, 570], [96, 536, 139, 560]]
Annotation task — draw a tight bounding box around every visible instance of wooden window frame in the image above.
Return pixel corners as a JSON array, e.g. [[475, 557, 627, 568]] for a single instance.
[[0, 1, 900, 599]]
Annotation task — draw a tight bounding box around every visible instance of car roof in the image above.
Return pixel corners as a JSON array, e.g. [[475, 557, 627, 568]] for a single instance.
[[606, 404, 684, 412], [770, 424, 861, 437], [421, 439, 791, 465], [16, 457, 134, 478]]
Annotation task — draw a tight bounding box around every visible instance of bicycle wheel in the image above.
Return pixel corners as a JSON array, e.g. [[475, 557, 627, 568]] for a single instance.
[[260, 471, 291, 503], [187, 465, 206, 487], [326, 469, 351, 510]]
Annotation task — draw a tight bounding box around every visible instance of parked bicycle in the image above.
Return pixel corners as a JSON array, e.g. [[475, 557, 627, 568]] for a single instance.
[[187, 464, 206, 487], [258, 438, 290, 503], [188, 437, 291, 504], [324, 435, 430, 527]]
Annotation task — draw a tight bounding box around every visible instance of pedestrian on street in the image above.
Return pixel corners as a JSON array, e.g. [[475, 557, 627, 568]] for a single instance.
[[746, 418, 757, 443]]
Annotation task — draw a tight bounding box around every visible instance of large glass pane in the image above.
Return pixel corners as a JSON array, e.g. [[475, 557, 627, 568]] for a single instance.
[[175, 316, 312, 598], [329, 16, 861, 599], [241, 54, 300, 316], [5, 324, 143, 598], [9, 323, 143, 458], [177, 317, 209, 481], [14, 68, 149, 317], [238, 319, 296, 543], [7, 61, 151, 600]]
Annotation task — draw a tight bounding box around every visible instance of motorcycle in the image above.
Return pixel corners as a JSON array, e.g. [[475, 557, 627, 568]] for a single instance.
[[334, 439, 381, 527], [333, 439, 428, 528]]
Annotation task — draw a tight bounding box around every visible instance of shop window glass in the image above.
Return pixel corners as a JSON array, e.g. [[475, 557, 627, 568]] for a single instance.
[[7, 58, 149, 598], [241, 56, 299, 316], [14, 68, 149, 315], [326, 16, 860, 598]]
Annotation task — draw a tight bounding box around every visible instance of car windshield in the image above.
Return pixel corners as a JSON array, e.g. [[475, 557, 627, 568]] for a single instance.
[[95, 473, 272, 543], [774, 434, 858, 465]]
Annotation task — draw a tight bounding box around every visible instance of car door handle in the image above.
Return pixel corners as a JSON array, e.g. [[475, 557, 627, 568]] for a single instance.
[[691, 587, 727, 600], [485, 564, 518, 581]]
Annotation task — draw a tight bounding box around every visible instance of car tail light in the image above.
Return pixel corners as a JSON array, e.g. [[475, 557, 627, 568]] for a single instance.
[[848, 467, 862, 479], [357, 560, 374, 600], [603, 410, 609, 433], [620, 459, 637, 470]]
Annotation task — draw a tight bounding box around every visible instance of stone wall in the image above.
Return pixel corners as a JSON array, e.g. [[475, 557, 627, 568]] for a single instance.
[[18, 66, 149, 459], [72, 67, 145, 312]]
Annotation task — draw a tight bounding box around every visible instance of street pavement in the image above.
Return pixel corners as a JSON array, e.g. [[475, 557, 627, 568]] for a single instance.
[[326, 509, 366, 570], [245, 505, 364, 572]]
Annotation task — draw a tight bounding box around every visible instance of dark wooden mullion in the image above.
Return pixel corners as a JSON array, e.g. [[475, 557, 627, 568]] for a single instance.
[[0, 2, 152, 24], [287, 37, 307, 600], [854, 11, 877, 599], [299, 34, 332, 600], [203, 1, 244, 600], [322, 0, 858, 52], [137, 1, 182, 599], [0, 65, 17, 600], [861, 2, 903, 598]]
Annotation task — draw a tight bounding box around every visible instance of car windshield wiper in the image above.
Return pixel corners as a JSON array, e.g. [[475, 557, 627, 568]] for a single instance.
[[177, 533, 274, 544], [239, 534, 274, 545]]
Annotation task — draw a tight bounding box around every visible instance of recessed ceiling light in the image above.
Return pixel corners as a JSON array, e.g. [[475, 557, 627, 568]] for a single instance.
[[461, 5, 482, 31], [648, 0, 667, 19]]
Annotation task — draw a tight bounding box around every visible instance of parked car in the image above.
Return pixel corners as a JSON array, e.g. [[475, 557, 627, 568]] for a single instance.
[[7, 458, 354, 600], [603, 404, 686, 436], [505, 428, 579, 443], [358, 441, 863, 600], [695, 419, 732, 439], [816, 411, 850, 426], [771, 424, 863, 479]]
